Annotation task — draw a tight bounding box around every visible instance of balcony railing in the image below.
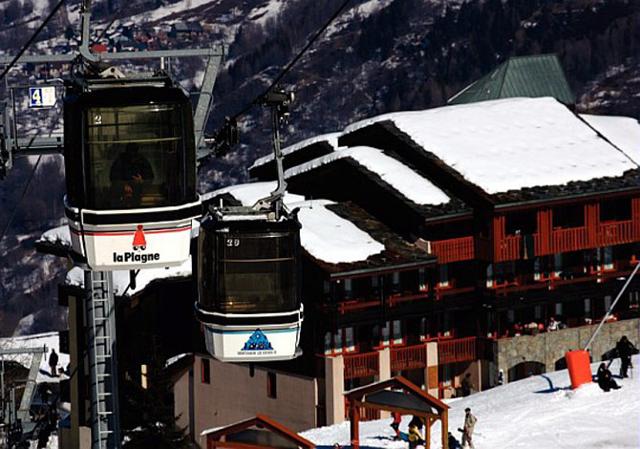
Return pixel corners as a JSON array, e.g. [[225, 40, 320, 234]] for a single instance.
[[438, 336, 477, 364], [430, 236, 475, 264], [494, 235, 521, 262], [598, 220, 635, 246], [390, 344, 427, 371], [345, 398, 380, 421], [344, 351, 379, 380]]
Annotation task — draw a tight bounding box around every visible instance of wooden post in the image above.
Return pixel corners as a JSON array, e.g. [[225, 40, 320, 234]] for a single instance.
[[441, 410, 449, 449], [424, 416, 431, 449], [349, 401, 360, 449]]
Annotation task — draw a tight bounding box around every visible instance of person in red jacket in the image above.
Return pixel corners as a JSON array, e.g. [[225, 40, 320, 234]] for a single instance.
[[390, 412, 402, 440]]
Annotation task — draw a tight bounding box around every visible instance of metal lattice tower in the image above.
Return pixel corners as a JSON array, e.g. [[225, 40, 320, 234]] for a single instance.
[[85, 270, 120, 449]]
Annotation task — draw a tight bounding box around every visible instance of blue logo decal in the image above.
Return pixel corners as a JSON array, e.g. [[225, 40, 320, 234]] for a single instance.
[[242, 329, 274, 351]]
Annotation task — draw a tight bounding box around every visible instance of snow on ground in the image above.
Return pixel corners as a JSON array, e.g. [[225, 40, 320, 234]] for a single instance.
[[65, 257, 192, 296], [293, 199, 385, 264], [128, 0, 218, 23], [201, 181, 305, 206], [38, 225, 71, 247], [580, 114, 640, 164], [247, 0, 286, 25], [344, 97, 640, 195], [0, 332, 68, 383], [302, 356, 640, 449], [249, 132, 341, 170], [284, 147, 449, 206]]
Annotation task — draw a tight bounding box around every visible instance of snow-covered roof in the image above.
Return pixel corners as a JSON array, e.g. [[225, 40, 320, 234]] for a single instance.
[[344, 97, 640, 195], [201, 181, 305, 206], [284, 146, 450, 206], [292, 199, 385, 264], [249, 132, 340, 170], [0, 332, 68, 383], [580, 114, 640, 164], [38, 225, 71, 247], [65, 257, 192, 296]]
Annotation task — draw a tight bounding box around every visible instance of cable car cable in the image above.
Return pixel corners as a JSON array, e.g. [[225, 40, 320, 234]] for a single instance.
[[0, 0, 67, 82], [0, 155, 42, 245], [207, 0, 353, 152]]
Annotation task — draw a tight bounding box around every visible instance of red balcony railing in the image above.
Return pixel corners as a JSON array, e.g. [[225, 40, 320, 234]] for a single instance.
[[598, 220, 635, 246], [344, 351, 379, 380], [344, 398, 380, 421], [430, 236, 475, 264], [438, 337, 477, 364], [494, 235, 521, 262], [390, 344, 427, 371]]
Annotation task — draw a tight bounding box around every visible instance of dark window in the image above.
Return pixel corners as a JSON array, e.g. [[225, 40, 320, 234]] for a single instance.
[[84, 103, 188, 209], [552, 204, 584, 228], [267, 372, 277, 398], [600, 197, 631, 222], [199, 229, 300, 314], [201, 359, 210, 384]]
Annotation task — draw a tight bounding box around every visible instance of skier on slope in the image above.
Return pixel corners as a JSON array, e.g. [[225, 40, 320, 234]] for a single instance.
[[460, 407, 477, 449], [615, 336, 637, 378], [597, 363, 621, 392]]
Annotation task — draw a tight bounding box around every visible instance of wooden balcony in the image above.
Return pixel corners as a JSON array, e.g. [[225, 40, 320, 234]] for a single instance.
[[430, 236, 475, 264], [438, 336, 477, 364], [390, 344, 427, 371], [494, 235, 521, 262], [344, 351, 379, 380], [598, 220, 635, 246]]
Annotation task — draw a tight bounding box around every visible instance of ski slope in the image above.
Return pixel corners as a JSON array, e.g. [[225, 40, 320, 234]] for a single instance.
[[301, 356, 640, 449]]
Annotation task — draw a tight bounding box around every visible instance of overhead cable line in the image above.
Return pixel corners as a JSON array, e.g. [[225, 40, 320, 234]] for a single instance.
[[208, 0, 353, 153]]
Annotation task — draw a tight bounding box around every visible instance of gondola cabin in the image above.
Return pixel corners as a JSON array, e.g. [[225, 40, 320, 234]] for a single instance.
[[63, 79, 201, 270], [195, 211, 303, 362]]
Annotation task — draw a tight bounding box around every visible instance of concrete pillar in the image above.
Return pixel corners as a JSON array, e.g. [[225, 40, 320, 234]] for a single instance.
[[378, 348, 391, 418], [425, 342, 439, 397], [325, 355, 345, 425]]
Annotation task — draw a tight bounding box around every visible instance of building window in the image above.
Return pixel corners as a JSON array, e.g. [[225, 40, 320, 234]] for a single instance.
[[553, 254, 563, 278], [334, 329, 342, 351], [344, 278, 353, 299], [324, 332, 332, 355], [267, 372, 277, 398], [603, 246, 613, 270], [420, 317, 427, 341], [486, 264, 493, 287], [555, 302, 563, 316], [392, 320, 403, 345], [534, 306, 542, 320], [604, 295, 612, 312], [584, 298, 591, 314], [629, 291, 639, 310], [201, 359, 210, 384], [344, 327, 355, 352], [381, 322, 390, 347], [439, 264, 449, 288], [418, 268, 427, 291]]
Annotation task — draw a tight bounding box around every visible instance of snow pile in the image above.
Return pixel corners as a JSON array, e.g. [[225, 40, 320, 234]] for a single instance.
[[302, 356, 640, 449], [580, 114, 640, 164], [201, 181, 305, 206], [249, 132, 341, 170], [65, 257, 192, 296], [0, 332, 68, 383], [292, 200, 385, 264], [285, 147, 449, 206], [344, 97, 640, 194]]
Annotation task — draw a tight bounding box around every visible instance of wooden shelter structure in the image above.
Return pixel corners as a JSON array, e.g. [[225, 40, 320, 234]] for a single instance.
[[345, 376, 450, 449], [202, 414, 316, 449]]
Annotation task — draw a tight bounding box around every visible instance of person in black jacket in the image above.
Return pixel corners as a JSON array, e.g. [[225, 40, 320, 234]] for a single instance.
[[615, 336, 637, 378], [597, 363, 620, 392], [48, 349, 58, 377]]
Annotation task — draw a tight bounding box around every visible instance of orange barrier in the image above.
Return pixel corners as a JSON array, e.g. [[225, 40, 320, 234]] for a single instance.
[[565, 350, 592, 389]]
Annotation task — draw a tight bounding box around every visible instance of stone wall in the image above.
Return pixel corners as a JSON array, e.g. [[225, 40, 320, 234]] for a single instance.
[[496, 318, 640, 382]]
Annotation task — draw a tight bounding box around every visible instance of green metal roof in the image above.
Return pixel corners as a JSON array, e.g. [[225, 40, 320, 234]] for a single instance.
[[449, 54, 575, 105]]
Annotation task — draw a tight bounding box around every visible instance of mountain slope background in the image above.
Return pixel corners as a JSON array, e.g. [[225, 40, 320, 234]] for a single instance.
[[0, 0, 639, 336]]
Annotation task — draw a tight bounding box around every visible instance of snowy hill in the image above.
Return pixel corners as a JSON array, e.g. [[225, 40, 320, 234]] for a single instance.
[[301, 356, 640, 449]]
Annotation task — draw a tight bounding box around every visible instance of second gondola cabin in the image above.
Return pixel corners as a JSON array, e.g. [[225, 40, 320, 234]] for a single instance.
[[63, 77, 201, 270], [195, 208, 303, 362]]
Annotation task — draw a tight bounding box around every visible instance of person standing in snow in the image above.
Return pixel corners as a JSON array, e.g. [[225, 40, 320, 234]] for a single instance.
[[407, 416, 424, 449], [48, 349, 59, 377], [615, 336, 637, 378], [597, 363, 620, 392], [461, 407, 477, 449], [461, 373, 474, 396], [390, 411, 402, 440]]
